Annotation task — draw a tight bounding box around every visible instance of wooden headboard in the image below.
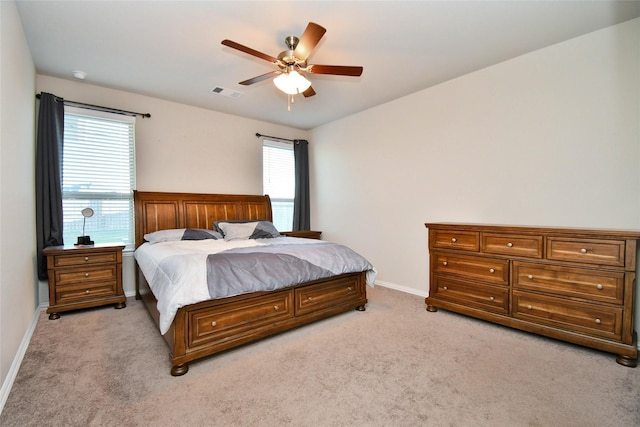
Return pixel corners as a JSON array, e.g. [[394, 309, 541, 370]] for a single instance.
[[134, 191, 273, 248]]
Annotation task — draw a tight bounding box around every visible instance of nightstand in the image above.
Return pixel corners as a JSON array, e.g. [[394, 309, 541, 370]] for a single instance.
[[280, 230, 322, 239], [43, 243, 126, 320]]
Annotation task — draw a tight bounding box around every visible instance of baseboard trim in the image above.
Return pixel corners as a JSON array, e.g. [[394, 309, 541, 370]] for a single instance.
[[374, 280, 428, 299], [0, 304, 45, 415]]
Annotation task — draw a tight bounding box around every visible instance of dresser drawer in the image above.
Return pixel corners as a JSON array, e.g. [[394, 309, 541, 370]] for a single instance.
[[431, 276, 509, 314], [512, 262, 624, 304], [481, 233, 543, 258], [295, 275, 363, 316], [431, 253, 509, 286], [54, 265, 118, 286], [52, 251, 119, 267], [513, 291, 623, 340], [430, 230, 479, 252], [56, 281, 117, 304], [189, 291, 293, 348], [546, 237, 625, 267]]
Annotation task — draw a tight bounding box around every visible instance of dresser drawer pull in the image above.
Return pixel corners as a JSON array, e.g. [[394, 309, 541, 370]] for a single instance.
[[489, 296, 495, 302], [527, 305, 532, 310], [443, 286, 448, 290], [596, 284, 603, 290], [489, 268, 495, 273], [85, 273, 89, 278], [595, 318, 601, 324], [84, 256, 89, 261], [442, 261, 448, 266], [347, 287, 352, 291], [506, 242, 513, 247], [527, 274, 534, 280], [451, 238, 457, 243], [274, 305, 279, 311], [211, 321, 217, 327], [85, 290, 90, 294], [307, 296, 313, 301], [580, 248, 588, 254]]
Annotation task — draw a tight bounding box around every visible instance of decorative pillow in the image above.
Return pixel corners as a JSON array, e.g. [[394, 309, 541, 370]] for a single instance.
[[144, 228, 222, 243], [214, 220, 281, 241]]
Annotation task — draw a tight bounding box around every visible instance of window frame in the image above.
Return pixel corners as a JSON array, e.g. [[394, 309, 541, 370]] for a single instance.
[[61, 106, 136, 249]]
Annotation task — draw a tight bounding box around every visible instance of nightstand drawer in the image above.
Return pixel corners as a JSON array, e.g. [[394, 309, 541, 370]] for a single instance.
[[57, 281, 117, 304], [54, 265, 117, 286], [52, 251, 119, 267]]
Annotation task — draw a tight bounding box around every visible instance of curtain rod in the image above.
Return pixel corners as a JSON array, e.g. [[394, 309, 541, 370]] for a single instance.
[[36, 93, 151, 118], [255, 133, 294, 143]]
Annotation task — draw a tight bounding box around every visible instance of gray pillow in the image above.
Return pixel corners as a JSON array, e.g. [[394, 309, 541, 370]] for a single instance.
[[214, 220, 281, 241]]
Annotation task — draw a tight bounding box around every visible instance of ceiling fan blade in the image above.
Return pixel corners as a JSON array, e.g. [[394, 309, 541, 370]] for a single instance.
[[294, 22, 326, 61], [307, 65, 363, 76], [221, 39, 277, 63], [239, 70, 281, 85], [302, 86, 316, 97]]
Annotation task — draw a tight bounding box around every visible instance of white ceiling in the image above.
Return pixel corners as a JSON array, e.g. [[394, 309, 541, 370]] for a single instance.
[[16, 1, 640, 130]]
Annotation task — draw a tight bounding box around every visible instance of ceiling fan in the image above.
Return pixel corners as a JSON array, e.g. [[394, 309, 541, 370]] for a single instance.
[[221, 22, 363, 98]]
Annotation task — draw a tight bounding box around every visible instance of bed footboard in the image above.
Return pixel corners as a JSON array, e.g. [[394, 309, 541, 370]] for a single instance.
[[137, 267, 367, 376]]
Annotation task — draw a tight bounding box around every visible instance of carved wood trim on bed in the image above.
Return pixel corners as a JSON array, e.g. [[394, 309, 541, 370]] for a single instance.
[[133, 190, 367, 376]]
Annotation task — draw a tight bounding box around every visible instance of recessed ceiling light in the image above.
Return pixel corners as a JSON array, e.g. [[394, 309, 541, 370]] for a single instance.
[[72, 70, 87, 80]]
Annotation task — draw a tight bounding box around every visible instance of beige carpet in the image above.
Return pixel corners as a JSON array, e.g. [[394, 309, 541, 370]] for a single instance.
[[2, 286, 639, 426]]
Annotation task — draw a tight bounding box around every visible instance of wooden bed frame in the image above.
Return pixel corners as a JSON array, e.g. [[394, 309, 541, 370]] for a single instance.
[[134, 190, 368, 376]]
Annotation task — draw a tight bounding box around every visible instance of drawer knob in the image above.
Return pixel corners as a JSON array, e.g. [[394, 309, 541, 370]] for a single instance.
[[580, 248, 587, 254], [489, 268, 495, 273], [527, 305, 532, 310], [85, 273, 89, 278], [442, 261, 448, 266], [85, 290, 90, 294], [307, 296, 313, 301], [595, 318, 601, 325], [443, 286, 448, 291], [489, 296, 495, 301], [211, 321, 217, 327], [84, 256, 89, 261], [274, 305, 279, 311], [596, 284, 603, 290], [347, 287, 352, 291], [527, 274, 534, 280], [451, 238, 457, 243], [506, 242, 513, 247]]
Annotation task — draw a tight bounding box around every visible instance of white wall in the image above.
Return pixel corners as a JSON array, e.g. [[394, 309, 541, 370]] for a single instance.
[[0, 0, 37, 386], [310, 19, 640, 301], [36, 75, 310, 299]]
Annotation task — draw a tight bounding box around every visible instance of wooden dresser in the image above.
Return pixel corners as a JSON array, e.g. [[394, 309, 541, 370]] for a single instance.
[[43, 243, 126, 320], [425, 223, 640, 367]]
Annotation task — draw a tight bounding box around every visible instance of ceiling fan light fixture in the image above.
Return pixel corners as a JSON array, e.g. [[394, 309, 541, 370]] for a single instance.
[[273, 70, 311, 95]]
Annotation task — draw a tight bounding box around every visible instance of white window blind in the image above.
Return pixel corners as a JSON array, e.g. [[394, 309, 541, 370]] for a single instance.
[[263, 139, 294, 231], [62, 107, 136, 248]]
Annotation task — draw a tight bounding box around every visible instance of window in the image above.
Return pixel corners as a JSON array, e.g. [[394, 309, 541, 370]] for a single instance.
[[263, 139, 294, 231], [62, 107, 136, 249]]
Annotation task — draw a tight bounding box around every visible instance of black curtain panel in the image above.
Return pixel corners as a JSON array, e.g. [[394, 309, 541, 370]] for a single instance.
[[35, 93, 65, 280], [293, 139, 310, 231]]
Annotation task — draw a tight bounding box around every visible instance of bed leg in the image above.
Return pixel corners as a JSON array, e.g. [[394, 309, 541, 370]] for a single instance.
[[355, 305, 366, 311], [171, 363, 189, 376]]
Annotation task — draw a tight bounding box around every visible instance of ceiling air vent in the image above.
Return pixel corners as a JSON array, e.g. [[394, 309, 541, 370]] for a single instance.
[[210, 86, 243, 99]]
